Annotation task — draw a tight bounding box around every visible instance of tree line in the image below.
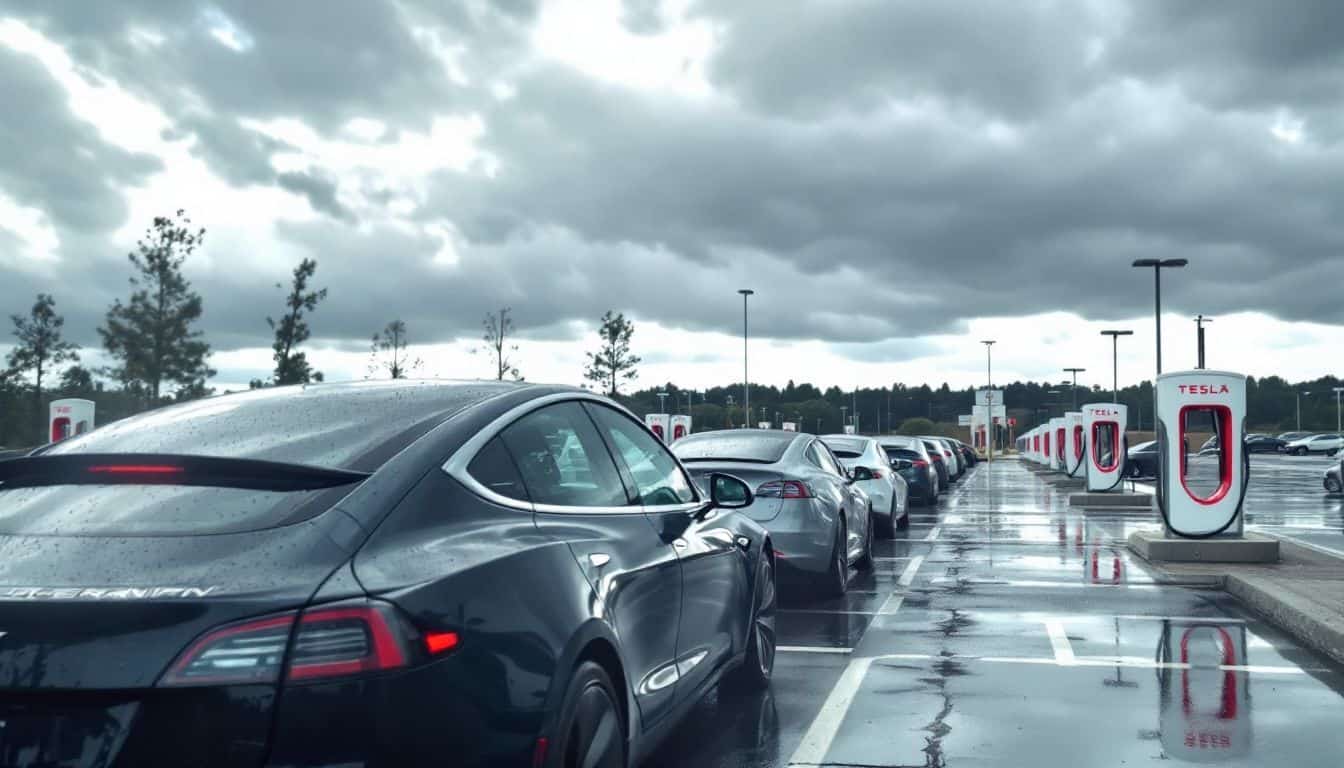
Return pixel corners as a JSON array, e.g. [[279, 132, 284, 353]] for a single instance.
[[5, 211, 1340, 446]]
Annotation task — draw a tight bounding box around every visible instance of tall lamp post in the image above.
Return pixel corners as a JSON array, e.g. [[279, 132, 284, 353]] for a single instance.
[[1334, 387, 1344, 433], [981, 340, 995, 461], [1063, 368, 1086, 410], [738, 289, 754, 428], [1099, 330, 1133, 403], [1131, 258, 1188, 376], [1194, 315, 1213, 369], [656, 391, 669, 413], [840, 406, 848, 432], [1297, 391, 1311, 433]]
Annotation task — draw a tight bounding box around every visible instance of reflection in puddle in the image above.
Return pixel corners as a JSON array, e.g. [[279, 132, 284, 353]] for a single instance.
[[1157, 620, 1252, 762]]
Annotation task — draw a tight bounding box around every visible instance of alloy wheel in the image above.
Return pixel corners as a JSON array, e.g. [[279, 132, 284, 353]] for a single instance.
[[566, 683, 624, 768]]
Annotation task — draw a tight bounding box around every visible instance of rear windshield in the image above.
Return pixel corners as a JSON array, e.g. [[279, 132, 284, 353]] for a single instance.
[[885, 448, 922, 462], [4, 382, 511, 536], [822, 438, 866, 455], [831, 450, 863, 459], [672, 431, 795, 463], [42, 382, 504, 470]]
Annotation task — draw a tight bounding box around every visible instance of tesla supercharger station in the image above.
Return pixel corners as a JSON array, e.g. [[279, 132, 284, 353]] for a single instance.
[[1033, 429, 1043, 464], [49, 398, 95, 442], [781, 422, 797, 432], [1157, 620, 1251, 760], [1082, 402, 1128, 492], [644, 413, 670, 443], [1045, 418, 1064, 471], [669, 414, 692, 442], [1156, 370, 1248, 538], [1064, 411, 1086, 478]]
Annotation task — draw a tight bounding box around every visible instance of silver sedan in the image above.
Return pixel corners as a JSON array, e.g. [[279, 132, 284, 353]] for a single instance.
[[673, 429, 874, 596]]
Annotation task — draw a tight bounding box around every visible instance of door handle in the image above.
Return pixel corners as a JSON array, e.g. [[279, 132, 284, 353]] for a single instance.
[[672, 539, 688, 550], [588, 553, 611, 568]]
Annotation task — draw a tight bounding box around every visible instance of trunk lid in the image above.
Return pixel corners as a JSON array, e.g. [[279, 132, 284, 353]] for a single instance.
[[683, 461, 786, 521]]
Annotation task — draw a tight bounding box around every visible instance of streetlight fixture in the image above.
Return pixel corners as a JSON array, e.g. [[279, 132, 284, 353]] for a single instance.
[[1063, 368, 1086, 410], [1298, 391, 1312, 432], [1131, 258, 1188, 376], [981, 340, 996, 461], [737, 289, 754, 429], [1099, 330, 1133, 403], [1194, 315, 1213, 369], [656, 391, 669, 413]]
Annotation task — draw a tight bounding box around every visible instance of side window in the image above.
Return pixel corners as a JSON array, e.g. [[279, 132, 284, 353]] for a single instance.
[[466, 436, 529, 501], [499, 402, 629, 508], [807, 441, 843, 476], [817, 444, 845, 476], [586, 404, 696, 506], [803, 441, 824, 469]]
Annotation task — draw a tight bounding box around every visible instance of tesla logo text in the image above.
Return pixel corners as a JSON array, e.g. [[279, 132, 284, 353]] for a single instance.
[[1090, 409, 1119, 416], [1, 586, 219, 600], [1177, 384, 1230, 395]]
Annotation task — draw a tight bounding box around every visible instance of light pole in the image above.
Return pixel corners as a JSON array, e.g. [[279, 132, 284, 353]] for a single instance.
[[981, 340, 995, 461], [840, 406, 848, 432], [1194, 315, 1213, 369], [738, 289, 754, 429], [1131, 258, 1188, 376], [1100, 330, 1133, 403], [1335, 387, 1344, 433], [1063, 368, 1086, 410], [726, 394, 735, 428], [656, 391, 669, 414], [1298, 391, 1311, 432]]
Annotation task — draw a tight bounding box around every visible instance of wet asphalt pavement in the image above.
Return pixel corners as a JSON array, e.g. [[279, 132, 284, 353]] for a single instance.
[[647, 457, 1344, 767]]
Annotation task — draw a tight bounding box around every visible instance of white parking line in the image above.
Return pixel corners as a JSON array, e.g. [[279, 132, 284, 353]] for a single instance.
[[779, 609, 878, 616], [871, 652, 1321, 674], [897, 555, 925, 587], [1111, 614, 1246, 624], [924, 526, 942, 541], [1044, 619, 1075, 665], [777, 645, 853, 654], [1271, 532, 1344, 560], [786, 656, 874, 766], [925, 577, 1161, 590]]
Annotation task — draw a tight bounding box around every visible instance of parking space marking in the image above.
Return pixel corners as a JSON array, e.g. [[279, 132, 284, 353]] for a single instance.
[[1044, 619, 1075, 665], [1271, 532, 1344, 559], [1111, 614, 1246, 624], [868, 652, 1326, 675], [924, 526, 941, 541], [786, 656, 874, 766], [871, 556, 912, 562], [925, 577, 1162, 590], [779, 608, 877, 616], [778, 645, 853, 654], [896, 555, 925, 587]]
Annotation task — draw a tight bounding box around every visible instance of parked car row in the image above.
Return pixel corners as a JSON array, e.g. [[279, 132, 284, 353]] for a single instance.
[[668, 430, 977, 598], [0, 381, 988, 767]]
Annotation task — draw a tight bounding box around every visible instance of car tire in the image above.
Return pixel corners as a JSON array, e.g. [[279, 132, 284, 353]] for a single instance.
[[823, 521, 848, 598], [877, 499, 898, 538], [855, 510, 875, 571], [1325, 477, 1341, 494], [725, 551, 776, 692], [548, 661, 626, 768], [1294, 447, 1307, 456]]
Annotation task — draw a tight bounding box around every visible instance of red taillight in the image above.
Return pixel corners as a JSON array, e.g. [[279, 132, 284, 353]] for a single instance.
[[288, 605, 407, 681], [425, 630, 460, 655], [532, 737, 549, 768], [913, 459, 929, 469], [868, 467, 885, 479], [159, 601, 413, 687], [88, 464, 184, 475], [929, 453, 943, 462], [756, 480, 811, 499]]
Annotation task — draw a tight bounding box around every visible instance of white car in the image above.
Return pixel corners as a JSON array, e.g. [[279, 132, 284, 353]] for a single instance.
[[1285, 434, 1344, 456], [822, 435, 910, 537], [923, 436, 962, 479]]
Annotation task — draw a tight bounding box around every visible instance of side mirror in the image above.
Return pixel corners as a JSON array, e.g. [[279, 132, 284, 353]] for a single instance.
[[849, 466, 874, 483], [708, 472, 753, 510]]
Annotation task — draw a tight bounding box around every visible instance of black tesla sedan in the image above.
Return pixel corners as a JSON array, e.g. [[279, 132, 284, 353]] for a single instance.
[[0, 381, 775, 767]]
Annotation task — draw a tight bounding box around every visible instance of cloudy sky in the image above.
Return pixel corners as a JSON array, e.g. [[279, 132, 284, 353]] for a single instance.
[[3, 0, 1344, 395]]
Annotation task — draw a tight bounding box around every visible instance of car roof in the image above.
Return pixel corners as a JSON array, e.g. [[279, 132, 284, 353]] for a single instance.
[[46, 379, 540, 470]]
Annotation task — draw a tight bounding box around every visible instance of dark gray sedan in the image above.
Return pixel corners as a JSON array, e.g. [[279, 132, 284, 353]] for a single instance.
[[673, 430, 874, 596]]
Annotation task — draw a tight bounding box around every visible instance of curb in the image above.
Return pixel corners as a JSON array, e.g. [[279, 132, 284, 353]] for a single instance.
[[1225, 574, 1344, 668]]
